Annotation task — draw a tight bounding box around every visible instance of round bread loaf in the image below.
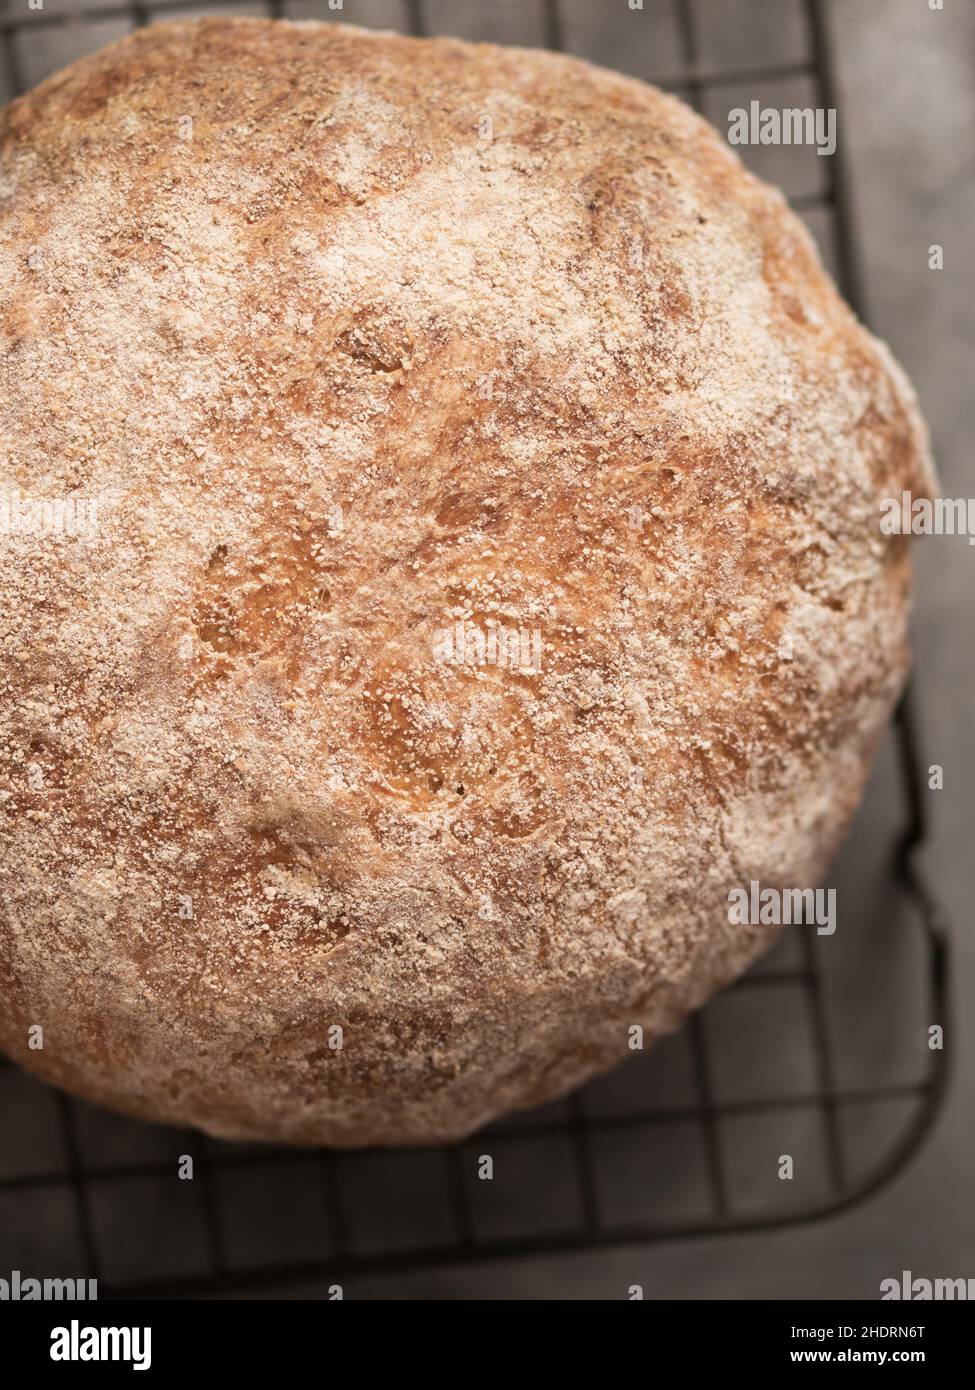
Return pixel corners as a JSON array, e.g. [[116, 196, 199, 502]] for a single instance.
[[0, 19, 933, 1145]]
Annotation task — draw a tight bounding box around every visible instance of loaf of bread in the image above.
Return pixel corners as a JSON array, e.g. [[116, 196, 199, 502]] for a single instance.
[[0, 19, 933, 1145]]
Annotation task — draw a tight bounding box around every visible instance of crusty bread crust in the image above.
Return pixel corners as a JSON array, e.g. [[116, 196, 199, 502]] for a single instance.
[[0, 19, 933, 1144]]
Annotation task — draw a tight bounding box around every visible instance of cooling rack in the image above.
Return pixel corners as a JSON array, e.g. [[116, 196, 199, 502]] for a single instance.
[[0, 0, 951, 1298]]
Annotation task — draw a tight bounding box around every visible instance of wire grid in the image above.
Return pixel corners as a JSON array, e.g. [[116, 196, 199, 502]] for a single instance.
[[0, 0, 950, 1297]]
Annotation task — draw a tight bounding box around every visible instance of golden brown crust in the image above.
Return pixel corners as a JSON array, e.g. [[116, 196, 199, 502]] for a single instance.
[[0, 19, 933, 1144]]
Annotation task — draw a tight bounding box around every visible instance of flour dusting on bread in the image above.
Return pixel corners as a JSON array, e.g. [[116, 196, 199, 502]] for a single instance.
[[0, 19, 932, 1144]]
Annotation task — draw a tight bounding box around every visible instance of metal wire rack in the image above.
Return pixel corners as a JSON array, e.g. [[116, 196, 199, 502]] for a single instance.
[[0, 0, 951, 1298]]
